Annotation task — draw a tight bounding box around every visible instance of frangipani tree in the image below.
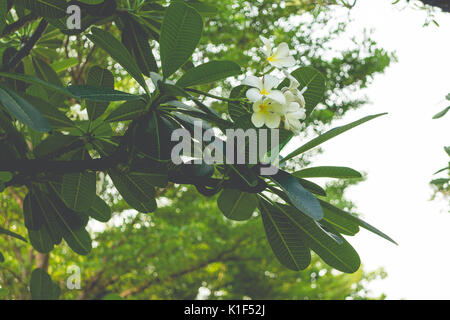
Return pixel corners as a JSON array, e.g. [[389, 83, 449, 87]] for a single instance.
[[0, 0, 395, 298]]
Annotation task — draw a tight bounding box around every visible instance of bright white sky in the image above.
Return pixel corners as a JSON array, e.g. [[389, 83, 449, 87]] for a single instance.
[[290, 0, 449, 299]]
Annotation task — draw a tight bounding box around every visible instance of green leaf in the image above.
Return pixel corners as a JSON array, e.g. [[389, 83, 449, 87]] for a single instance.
[[32, 188, 63, 245], [21, 94, 75, 130], [289, 67, 326, 116], [187, 1, 218, 17], [23, 0, 66, 18], [86, 66, 114, 120], [78, 0, 104, 4], [0, 72, 71, 97], [105, 100, 145, 122], [160, 2, 203, 78], [296, 178, 327, 196], [320, 201, 359, 236], [67, 85, 142, 102], [259, 199, 311, 271], [121, 14, 158, 77], [0, 226, 27, 242], [28, 228, 54, 253], [177, 60, 241, 87], [282, 113, 387, 163], [0, 84, 51, 132], [276, 203, 361, 273], [63, 228, 92, 255], [319, 200, 397, 245], [0, 252, 4, 263], [24, 193, 44, 230], [432, 106, 450, 119], [0, 1, 7, 35], [294, 166, 362, 179], [86, 195, 112, 223], [0, 171, 12, 183], [217, 189, 257, 221], [32, 56, 64, 105], [61, 151, 96, 212], [269, 169, 323, 220], [228, 85, 251, 122], [30, 268, 60, 300], [108, 169, 157, 213], [87, 27, 148, 91], [50, 58, 79, 73]]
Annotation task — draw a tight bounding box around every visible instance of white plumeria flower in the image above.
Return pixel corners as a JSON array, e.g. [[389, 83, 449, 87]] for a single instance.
[[260, 36, 296, 69], [282, 91, 306, 134], [282, 69, 307, 109], [251, 99, 283, 128], [243, 75, 286, 104]]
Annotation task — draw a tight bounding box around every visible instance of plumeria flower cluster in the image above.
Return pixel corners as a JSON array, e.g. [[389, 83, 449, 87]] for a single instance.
[[242, 36, 307, 134]]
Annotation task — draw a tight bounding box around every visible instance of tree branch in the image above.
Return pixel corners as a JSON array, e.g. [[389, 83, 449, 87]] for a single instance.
[[1, 14, 38, 38], [3, 19, 48, 72]]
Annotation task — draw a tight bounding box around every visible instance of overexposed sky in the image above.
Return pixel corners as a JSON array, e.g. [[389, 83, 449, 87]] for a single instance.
[[294, 0, 450, 299]]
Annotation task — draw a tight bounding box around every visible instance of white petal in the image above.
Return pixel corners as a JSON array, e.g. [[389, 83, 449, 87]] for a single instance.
[[243, 75, 263, 89], [262, 75, 279, 90], [271, 56, 296, 68], [251, 112, 265, 128], [273, 43, 290, 58], [264, 113, 281, 129], [287, 102, 301, 112], [259, 36, 272, 56], [246, 88, 263, 102], [268, 101, 284, 114], [267, 90, 286, 104]]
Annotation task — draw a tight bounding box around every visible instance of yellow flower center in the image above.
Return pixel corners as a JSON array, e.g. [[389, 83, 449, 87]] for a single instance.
[[260, 89, 269, 95], [267, 55, 275, 62]]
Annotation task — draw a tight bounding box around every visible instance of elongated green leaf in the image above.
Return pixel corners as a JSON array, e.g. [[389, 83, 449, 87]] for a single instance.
[[24, 193, 44, 230], [28, 228, 54, 253], [105, 100, 145, 122], [32, 56, 64, 105], [122, 15, 158, 77], [319, 200, 397, 244], [61, 171, 96, 212], [177, 60, 241, 87], [187, 1, 218, 17], [0, 226, 27, 242], [276, 203, 361, 273], [21, 94, 75, 130], [32, 188, 63, 245], [0, 171, 12, 183], [0, 72, 71, 96], [86, 195, 111, 223], [0, 1, 7, 35], [61, 151, 96, 212], [217, 189, 257, 221], [282, 113, 387, 163], [78, 0, 104, 4], [50, 58, 79, 73], [63, 228, 92, 255], [0, 84, 51, 132], [108, 169, 157, 213], [87, 27, 148, 91], [320, 201, 359, 236], [30, 268, 60, 300], [160, 2, 203, 78], [433, 106, 450, 119], [294, 166, 362, 179], [86, 66, 114, 120], [259, 199, 311, 271], [67, 85, 142, 102], [269, 169, 323, 220], [296, 178, 327, 196], [23, 0, 66, 18]]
